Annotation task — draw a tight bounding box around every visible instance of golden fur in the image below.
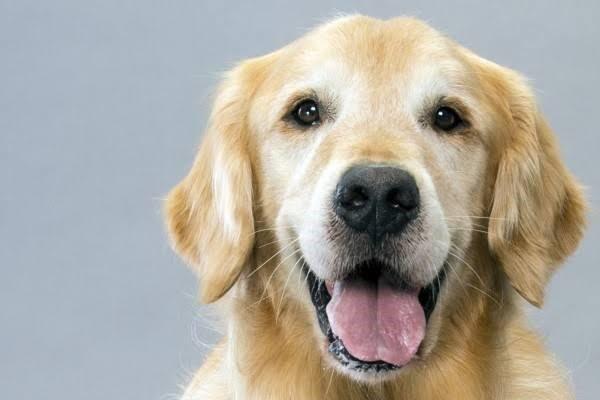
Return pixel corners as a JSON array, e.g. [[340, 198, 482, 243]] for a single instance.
[[165, 16, 586, 399]]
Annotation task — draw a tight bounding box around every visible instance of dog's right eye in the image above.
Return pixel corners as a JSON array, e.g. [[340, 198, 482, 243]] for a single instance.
[[292, 99, 321, 126], [432, 106, 463, 132]]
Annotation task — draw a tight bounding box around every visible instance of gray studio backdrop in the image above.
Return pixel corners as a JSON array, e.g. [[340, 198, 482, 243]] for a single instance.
[[1, 1, 598, 399]]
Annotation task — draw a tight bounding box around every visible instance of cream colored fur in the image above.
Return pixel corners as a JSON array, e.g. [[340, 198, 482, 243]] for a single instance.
[[166, 15, 586, 400]]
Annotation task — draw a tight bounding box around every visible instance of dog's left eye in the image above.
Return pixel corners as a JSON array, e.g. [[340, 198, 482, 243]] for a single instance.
[[433, 106, 462, 131], [292, 99, 320, 126]]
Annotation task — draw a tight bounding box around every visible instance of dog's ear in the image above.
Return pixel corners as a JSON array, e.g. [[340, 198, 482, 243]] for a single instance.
[[480, 64, 586, 307], [165, 59, 265, 303]]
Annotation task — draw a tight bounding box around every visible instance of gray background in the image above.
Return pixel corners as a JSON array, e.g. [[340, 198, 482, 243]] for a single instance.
[[1, 1, 598, 399]]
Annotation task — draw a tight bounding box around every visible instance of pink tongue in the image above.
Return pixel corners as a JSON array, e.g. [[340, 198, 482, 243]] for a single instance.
[[326, 277, 425, 366]]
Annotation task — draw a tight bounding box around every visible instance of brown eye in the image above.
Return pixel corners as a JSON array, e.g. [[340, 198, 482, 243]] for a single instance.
[[433, 106, 462, 131], [292, 99, 320, 126]]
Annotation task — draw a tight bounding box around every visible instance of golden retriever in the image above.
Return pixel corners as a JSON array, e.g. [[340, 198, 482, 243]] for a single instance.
[[165, 15, 586, 400]]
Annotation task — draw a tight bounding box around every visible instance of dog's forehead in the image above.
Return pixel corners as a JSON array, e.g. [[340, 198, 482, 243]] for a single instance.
[[272, 16, 470, 111], [302, 16, 449, 64]]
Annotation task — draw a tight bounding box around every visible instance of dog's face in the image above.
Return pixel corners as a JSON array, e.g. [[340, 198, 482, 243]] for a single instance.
[[256, 19, 487, 377], [166, 16, 585, 382]]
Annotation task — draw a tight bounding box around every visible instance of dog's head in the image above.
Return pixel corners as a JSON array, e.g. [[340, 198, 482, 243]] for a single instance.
[[166, 16, 585, 381]]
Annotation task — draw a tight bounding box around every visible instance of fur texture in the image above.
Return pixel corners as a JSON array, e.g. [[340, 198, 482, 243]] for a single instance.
[[166, 16, 586, 400]]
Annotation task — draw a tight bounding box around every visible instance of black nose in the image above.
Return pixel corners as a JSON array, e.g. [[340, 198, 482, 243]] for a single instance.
[[334, 165, 420, 242]]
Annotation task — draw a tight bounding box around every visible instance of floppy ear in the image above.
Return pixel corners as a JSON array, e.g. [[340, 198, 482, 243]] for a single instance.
[[165, 60, 264, 303], [485, 68, 586, 307]]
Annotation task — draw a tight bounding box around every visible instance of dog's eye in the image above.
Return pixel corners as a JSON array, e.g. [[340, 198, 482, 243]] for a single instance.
[[433, 106, 462, 131], [292, 99, 320, 126]]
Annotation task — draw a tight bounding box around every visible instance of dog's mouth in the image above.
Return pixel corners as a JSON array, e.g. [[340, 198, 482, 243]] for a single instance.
[[305, 259, 446, 373]]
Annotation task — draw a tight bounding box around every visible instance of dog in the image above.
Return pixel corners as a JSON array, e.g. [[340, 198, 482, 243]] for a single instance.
[[165, 15, 586, 399]]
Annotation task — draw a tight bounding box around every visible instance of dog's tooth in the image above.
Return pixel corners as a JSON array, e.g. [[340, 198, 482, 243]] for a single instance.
[[325, 280, 334, 295]]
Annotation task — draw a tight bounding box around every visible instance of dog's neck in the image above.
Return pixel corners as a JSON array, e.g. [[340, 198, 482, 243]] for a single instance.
[[222, 239, 513, 400]]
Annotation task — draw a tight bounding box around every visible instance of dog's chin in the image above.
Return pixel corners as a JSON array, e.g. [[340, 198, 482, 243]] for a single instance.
[[303, 259, 446, 381]]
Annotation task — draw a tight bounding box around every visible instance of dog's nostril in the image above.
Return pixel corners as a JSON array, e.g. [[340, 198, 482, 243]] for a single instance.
[[386, 187, 418, 210], [334, 165, 420, 242], [339, 185, 369, 210]]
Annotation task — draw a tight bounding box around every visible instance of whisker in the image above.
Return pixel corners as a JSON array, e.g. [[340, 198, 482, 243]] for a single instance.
[[444, 261, 471, 299], [246, 237, 299, 278], [447, 227, 489, 235], [325, 366, 336, 397], [444, 220, 489, 230], [445, 255, 500, 306], [275, 255, 304, 323], [249, 226, 293, 237], [443, 215, 507, 221], [445, 246, 485, 287], [439, 241, 500, 306], [258, 238, 288, 248], [465, 281, 500, 306], [247, 248, 302, 310]]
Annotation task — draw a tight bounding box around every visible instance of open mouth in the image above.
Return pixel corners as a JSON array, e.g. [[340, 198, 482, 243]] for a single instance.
[[306, 260, 446, 373]]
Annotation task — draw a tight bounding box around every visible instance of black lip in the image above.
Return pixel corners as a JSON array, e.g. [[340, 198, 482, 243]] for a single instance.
[[306, 261, 447, 373]]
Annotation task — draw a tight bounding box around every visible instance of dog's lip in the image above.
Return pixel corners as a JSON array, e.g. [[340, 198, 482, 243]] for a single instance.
[[305, 260, 446, 374]]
